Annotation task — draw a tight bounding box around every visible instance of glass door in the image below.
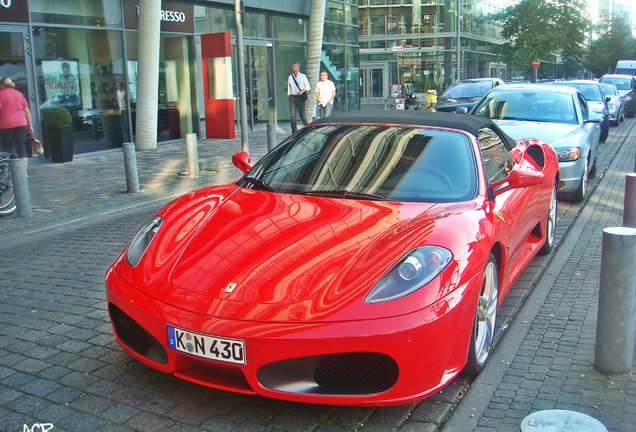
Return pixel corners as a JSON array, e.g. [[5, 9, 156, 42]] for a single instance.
[[232, 42, 274, 130], [361, 63, 388, 106], [245, 45, 272, 128], [0, 26, 39, 142]]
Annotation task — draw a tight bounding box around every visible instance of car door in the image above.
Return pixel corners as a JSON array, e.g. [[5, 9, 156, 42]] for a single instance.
[[478, 127, 539, 287], [576, 93, 599, 172]]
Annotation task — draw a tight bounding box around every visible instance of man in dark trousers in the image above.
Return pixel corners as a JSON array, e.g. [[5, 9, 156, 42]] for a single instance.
[[287, 62, 310, 133]]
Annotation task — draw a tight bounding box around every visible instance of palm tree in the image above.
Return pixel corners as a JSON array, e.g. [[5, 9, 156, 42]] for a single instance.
[[305, 0, 327, 122], [135, 0, 161, 150]]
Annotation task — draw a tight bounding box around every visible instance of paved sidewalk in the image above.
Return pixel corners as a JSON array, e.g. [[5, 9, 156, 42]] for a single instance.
[[1, 118, 635, 432]]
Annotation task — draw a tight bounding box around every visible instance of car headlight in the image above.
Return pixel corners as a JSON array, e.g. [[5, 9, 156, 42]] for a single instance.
[[364, 246, 452, 303], [554, 147, 582, 162], [125, 216, 163, 267], [608, 102, 616, 110]]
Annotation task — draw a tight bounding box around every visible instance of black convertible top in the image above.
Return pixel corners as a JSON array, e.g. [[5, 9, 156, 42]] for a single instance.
[[310, 110, 518, 149]]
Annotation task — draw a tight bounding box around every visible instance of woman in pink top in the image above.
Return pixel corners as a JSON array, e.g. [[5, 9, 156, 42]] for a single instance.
[[0, 77, 33, 173]]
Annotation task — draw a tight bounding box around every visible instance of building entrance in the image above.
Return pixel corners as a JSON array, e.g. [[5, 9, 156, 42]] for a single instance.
[[361, 62, 388, 107], [233, 42, 275, 129]]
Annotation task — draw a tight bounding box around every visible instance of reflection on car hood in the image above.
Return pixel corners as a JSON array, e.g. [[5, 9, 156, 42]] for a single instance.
[[493, 120, 580, 147], [168, 189, 437, 309]]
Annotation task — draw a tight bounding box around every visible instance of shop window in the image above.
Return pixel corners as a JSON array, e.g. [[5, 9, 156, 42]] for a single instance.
[[32, 27, 127, 154], [30, 0, 121, 26], [126, 32, 196, 143], [244, 13, 270, 38], [273, 16, 306, 41]]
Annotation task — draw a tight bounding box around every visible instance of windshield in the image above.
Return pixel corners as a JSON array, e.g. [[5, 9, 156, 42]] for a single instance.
[[555, 83, 603, 101], [473, 90, 578, 124], [239, 125, 478, 203], [442, 81, 493, 99], [600, 77, 631, 90], [599, 84, 617, 96]]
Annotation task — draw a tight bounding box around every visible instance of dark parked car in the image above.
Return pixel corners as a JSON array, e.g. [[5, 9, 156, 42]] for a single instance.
[[433, 78, 505, 113], [599, 74, 636, 118]]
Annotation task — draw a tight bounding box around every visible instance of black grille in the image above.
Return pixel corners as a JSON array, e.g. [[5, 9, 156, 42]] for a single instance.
[[257, 352, 398, 395], [109, 303, 168, 365], [314, 352, 398, 394]]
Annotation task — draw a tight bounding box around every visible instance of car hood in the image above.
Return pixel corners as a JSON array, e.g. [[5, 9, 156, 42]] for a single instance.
[[166, 187, 470, 316], [114, 185, 487, 322], [493, 120, 580, 147]]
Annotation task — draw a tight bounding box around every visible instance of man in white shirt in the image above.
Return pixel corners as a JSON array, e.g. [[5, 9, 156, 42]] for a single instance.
[[315, 71, 336, 118], [287, 62, 310, 133]]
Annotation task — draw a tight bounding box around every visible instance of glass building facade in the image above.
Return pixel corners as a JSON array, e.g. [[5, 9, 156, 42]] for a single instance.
[[0, 0, 359, 158], [358, 0, 506, 106]]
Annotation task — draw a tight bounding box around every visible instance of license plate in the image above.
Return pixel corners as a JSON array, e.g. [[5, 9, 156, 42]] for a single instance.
[[167, 325, 246, 365]]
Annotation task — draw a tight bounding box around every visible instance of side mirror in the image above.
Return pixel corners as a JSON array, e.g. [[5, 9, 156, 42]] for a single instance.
[[490, 168, 544, 197], [232, 151, 252, 173], [455, 106, 468, 114], [605, 96, 611, 103], [586, 111, 602, 123]]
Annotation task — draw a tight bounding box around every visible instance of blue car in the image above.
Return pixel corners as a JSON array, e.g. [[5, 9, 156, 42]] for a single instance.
[[471, 84, 601, 202]]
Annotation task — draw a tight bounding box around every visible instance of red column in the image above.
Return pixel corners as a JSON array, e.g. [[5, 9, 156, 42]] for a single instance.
[[201, 33, 235, 139]]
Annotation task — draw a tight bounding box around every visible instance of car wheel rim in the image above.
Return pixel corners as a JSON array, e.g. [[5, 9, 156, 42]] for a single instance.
[[546, 185, 557, 247], [474, 261, 498, 365]]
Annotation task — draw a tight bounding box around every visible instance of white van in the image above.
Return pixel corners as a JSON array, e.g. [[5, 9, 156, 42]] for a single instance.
[[616, 60, 636, 76]]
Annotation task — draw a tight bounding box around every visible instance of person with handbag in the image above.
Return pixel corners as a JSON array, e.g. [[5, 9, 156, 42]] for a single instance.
[[287, 62, 310, 133], [0, 77, 33, 174]]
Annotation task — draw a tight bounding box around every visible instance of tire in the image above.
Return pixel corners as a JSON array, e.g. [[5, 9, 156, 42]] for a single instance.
[[599, 120, 608, 142], [0, 163, 16, 216], [589, 152, 598, 178], [464, 253, 498, 377], [568, 157, 588, 203], [539, 182, 557, 255]]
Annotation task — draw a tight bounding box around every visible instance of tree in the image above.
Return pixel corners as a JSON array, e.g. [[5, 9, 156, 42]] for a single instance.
[[493, 0, 589, 78], [585, 16, 636, 77], [305, 0, 326, 122]]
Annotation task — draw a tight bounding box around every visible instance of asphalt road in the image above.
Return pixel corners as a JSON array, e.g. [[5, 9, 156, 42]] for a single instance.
[[0, 118, 633, 432]]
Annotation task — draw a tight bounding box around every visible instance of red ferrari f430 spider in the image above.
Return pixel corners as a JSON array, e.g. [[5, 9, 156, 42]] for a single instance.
[[106, 110, 559, 406]]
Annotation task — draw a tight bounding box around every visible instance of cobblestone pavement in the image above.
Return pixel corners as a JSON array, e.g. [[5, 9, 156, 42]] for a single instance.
[[0, 119, 634, 432]]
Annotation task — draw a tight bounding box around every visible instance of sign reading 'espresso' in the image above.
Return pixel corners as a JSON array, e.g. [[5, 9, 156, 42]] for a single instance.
[[125, 0, 193, 33]]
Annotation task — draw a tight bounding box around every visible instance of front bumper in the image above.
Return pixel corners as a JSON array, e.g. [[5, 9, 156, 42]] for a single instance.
[[105, 269, 479, 406], [557, 158, 587, 193]]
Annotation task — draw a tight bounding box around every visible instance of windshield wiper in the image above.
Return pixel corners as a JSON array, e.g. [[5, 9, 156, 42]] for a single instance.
[[301, 189, 386, 200], [240, 177, 278, 192]]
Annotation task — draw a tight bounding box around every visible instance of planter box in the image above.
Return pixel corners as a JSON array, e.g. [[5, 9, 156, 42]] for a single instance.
[[47, 125, 74, 163]]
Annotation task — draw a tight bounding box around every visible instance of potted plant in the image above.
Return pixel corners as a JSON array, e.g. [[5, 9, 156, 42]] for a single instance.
[[45, 106, 74, 163]]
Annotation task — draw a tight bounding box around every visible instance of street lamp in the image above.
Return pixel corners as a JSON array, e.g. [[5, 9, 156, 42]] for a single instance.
[[235, 0, 249, 151]]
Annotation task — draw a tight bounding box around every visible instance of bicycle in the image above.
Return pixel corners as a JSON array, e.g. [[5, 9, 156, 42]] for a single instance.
[[0, 152, 16, 216]]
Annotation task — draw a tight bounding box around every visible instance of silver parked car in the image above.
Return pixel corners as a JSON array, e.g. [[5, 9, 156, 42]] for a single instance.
[[471, 84, 601, 202], [551, 80, 609, 142], [599, 82, 625, 125]]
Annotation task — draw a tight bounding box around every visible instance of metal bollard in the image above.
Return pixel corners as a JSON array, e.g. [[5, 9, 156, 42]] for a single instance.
[[123, 142, 140, 193], [186, 133, 199, 179], [594, 226, 636, 375], [10, 159, 32, 218], [266, 124, 277, 151], [625, 173, 636, 228]]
